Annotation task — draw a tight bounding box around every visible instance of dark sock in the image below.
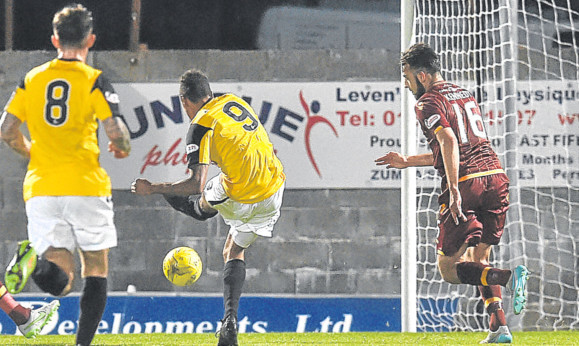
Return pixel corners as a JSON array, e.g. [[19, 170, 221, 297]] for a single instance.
[[456, 262, 511, 286], [32, 259, 69, 296], [76, 277, 107, 346], [486, 268, 512, 287], [223, 259, 246, 319], [9, 305, 30, 325], [479, 285, 507, 332]]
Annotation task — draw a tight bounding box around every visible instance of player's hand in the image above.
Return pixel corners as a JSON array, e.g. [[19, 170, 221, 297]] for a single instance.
[[375, 151, 407, 168], [131, 178, 153, 195], [108, 142, 129, 159], [449, 189, 468, 225]]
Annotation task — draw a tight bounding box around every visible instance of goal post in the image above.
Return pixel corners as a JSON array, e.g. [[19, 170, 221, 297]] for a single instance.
[[401, 0, 578, 332], [400, 0, 417, 334]]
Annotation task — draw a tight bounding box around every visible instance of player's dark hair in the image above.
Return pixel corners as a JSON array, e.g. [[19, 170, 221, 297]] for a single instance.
[[180, 69, 213, 103], [400, 43, 441, 74], [52, 3, 93, 48]]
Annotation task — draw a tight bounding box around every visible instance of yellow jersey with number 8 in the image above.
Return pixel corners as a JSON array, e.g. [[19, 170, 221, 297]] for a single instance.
[[4, 58, 120, 201]]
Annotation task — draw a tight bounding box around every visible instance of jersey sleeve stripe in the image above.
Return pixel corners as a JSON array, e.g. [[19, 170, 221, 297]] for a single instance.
[[186, 123, 212, 167]]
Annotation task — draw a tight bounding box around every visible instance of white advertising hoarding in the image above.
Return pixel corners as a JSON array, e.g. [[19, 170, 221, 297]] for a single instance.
[[100, 81, 578, 189]]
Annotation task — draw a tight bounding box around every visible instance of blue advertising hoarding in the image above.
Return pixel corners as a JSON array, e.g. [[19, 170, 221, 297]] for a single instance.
[[0, 295, 454, 335]]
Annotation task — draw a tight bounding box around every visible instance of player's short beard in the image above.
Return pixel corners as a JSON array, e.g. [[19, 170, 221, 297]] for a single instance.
[[413, 76, 427, 99]]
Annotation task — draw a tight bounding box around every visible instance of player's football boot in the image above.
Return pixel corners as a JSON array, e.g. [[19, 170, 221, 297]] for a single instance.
[[217, 314, 238, 346], [480, 325, 513, 343], [511, 264, 530, 315], [18, 300, 60, 338], [5, 240, 38, 294]]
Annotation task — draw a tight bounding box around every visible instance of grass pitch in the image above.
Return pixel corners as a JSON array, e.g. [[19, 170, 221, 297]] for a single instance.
[[0, 330, 575, 345]]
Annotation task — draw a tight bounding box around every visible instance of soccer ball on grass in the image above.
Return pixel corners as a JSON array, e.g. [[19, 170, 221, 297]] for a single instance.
[[162, 246, 203, 286]]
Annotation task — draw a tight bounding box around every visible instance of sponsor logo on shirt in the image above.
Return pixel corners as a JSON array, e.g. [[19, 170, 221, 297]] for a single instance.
[[186, 144, 199, 154], [425, 114, 441, 129], [105, 91, 120, 104]]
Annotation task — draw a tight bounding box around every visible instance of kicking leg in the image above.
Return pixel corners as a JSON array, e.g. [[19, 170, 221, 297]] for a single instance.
[[33, 247, 74, 296]]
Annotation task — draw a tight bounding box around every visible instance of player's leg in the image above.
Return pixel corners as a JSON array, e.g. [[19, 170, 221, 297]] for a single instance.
[[34, 247, 75, 296], [468, 244, 512, 343], [0, 281, 60, 338], [66, 196, 117, 346], [211, 180, 284, 346], [76, 249, 109, 346], [0, 281, 31, 325], [218, 232, 253, 346], [438, 237, 512, 287], [478, 173, 529, 316], [163, 193, 218, 221], [6, 196, 73, 295], [437, 177, 512, 287], [436, 218, 512, 286]]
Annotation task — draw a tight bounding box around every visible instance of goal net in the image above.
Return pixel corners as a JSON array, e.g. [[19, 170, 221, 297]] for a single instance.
[[406, 0, 578, 332]]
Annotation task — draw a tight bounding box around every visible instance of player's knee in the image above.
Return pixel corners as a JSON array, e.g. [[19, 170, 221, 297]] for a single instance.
[[439, 270, 456, 284], [163, 194, 217, 221], [193, 196, 218, 221], [32, 260, 70, 296], [222, 242, 244, 262], [437, 259, 460, 284], [60, 278, 74, 296]]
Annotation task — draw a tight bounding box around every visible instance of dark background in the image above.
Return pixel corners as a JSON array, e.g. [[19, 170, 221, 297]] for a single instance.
[[0, 0, 320, 51], [0, 0, 577, 51]]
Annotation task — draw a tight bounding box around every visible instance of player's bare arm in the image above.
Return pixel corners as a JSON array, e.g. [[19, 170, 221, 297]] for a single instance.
[[0, 112, 31, 159], [375, 151, 434, 168], [103, 116, 131, 158], [435, 128, 467, 225], [131, 163, 209, 196]]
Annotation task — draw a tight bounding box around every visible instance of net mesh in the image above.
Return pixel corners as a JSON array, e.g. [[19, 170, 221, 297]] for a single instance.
[[412, 0, 578, 332]]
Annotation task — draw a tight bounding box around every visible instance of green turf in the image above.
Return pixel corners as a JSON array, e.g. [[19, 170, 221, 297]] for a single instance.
[[0, 331, 575, 345]]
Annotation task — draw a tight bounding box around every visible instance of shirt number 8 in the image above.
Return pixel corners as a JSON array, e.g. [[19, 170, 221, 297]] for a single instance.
[[45, 80, 70, 126]]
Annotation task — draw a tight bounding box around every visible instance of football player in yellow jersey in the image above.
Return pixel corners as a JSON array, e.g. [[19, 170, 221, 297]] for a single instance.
[[132, 69, 285, 346], [0, 4, 130, 346]]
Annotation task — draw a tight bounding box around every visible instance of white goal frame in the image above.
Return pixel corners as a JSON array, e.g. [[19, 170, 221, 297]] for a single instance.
[[400, 0, 578, 333]]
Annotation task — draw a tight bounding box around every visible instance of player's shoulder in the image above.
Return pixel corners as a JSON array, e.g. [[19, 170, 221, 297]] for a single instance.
[[212, 93, 247, 107], [74, 61, 103, 81], [21, 60, 54, 86], [416, 91, 444, 112], [206, 93, 250, 115]]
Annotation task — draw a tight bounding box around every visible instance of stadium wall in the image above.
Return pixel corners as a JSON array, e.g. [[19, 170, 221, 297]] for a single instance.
[[0, 50, 576, 321], [0, 49, 404, 297]]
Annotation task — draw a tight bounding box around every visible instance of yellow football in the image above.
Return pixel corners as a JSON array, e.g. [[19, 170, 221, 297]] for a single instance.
[[162, 246, 202, 286]]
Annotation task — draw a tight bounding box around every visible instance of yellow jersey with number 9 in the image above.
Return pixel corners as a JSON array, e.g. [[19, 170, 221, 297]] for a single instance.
[[185, 94, 285, 203], [4, 58, 120, 201]]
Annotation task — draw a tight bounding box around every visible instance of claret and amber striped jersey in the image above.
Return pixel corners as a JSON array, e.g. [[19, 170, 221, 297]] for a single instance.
[[415, 82, 504, 191], [185, 94, 285, 203], [4, 58, 120, 201]]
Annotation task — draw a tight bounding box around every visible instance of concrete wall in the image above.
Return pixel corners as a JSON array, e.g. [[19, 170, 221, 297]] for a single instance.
[[0, 49, 577, 331], [0, 49, 403, 296]]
